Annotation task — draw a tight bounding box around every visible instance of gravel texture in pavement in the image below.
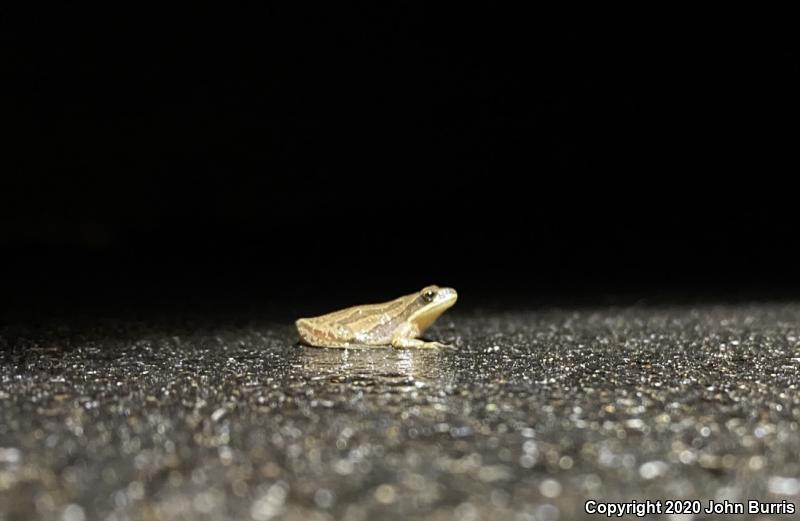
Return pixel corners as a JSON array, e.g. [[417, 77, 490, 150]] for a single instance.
[[1, 302, 800, 520]]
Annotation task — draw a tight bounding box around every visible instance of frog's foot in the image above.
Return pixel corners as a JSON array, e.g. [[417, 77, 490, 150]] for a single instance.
[[422, 341, 457, 350], [391, 337, 455, 350]]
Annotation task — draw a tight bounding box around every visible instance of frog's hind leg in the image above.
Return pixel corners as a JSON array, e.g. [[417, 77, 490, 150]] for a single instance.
[[391, 338, 454, 349], [298, 340, 350, 349], [298, 340, 389, 349], [296, 319, 355, 348], [296, 332, 355, 349], [391, 337, 435, 349]]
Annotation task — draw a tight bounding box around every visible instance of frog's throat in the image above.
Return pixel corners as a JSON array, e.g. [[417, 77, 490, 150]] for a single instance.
[[409, 295, 457, 334]]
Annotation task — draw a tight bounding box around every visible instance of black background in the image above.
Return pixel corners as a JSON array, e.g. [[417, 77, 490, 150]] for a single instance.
[[3, 8, 799, 315]]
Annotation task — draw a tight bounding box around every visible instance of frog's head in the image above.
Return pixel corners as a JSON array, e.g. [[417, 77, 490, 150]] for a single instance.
[[409, 285, 458, 333]]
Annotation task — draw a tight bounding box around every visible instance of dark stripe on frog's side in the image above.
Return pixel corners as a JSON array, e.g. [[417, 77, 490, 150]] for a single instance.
[[306, 296, 403, 327], [358, 297, 428, 342], [348, 297, 424, 329], [334, 297, 408, 326]]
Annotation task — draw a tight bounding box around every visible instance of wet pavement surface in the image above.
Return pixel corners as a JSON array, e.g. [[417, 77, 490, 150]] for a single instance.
[[1, 303, 800, 520]]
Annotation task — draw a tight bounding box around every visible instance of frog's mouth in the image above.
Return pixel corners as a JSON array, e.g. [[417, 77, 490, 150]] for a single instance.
[[410, 289, 457, 332]]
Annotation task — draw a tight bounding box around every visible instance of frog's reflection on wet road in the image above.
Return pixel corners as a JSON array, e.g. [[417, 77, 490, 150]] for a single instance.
[[297, 346, 452, 393]]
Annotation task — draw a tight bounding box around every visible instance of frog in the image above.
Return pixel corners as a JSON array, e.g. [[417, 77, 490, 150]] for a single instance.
[[295, 285, 458, 349]]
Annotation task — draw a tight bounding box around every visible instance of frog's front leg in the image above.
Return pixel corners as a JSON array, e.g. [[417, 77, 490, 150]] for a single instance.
[[390, 323, 450, 349]]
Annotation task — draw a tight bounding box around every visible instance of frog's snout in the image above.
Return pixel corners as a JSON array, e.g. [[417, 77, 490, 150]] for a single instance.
[[437, 287, 458, 306]]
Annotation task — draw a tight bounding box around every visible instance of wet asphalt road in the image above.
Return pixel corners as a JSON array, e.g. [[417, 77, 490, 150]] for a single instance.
[[1, 303, 800, 520]]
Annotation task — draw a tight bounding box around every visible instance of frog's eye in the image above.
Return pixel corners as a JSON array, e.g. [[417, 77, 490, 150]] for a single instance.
[[423, 289, 436, 302]]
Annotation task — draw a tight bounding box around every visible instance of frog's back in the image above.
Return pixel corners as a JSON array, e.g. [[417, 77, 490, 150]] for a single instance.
[[296, 296, 408, 348]]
